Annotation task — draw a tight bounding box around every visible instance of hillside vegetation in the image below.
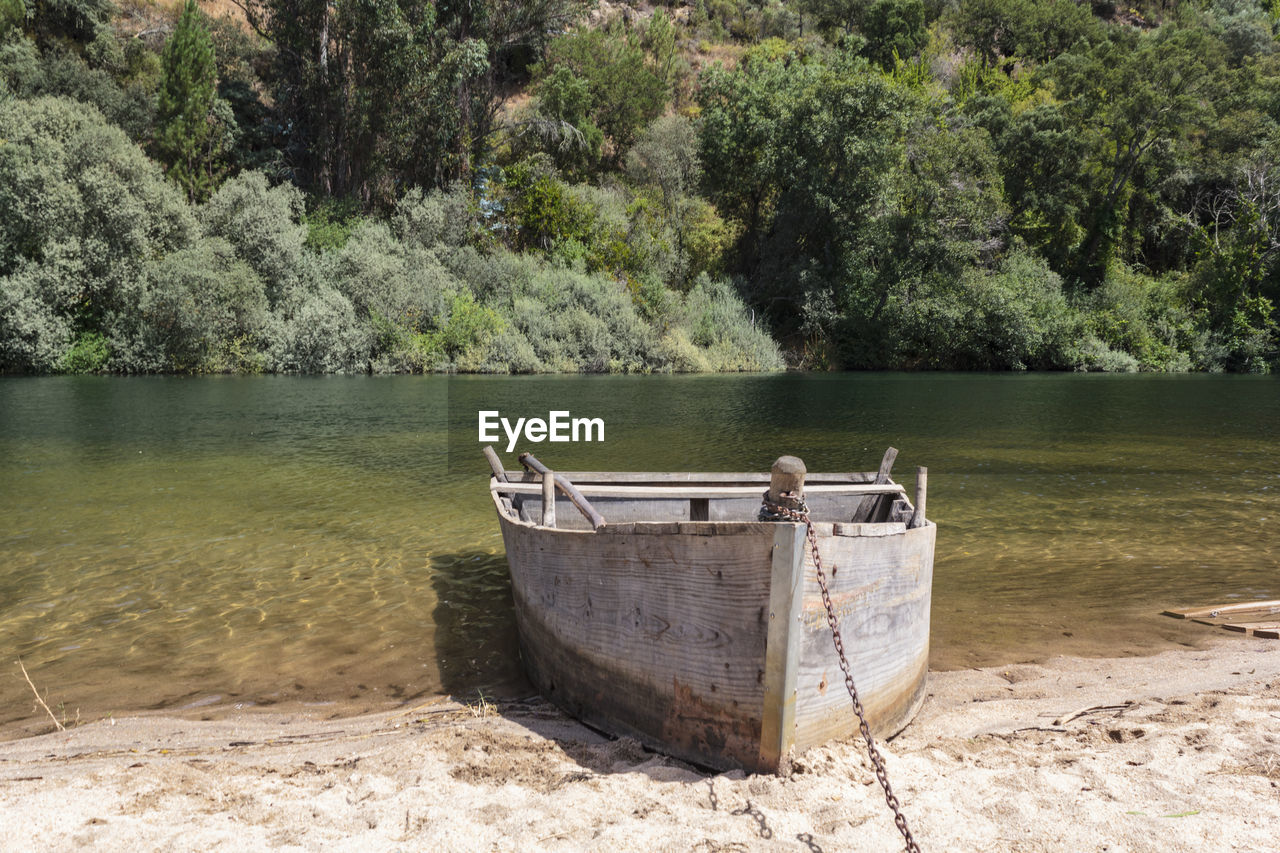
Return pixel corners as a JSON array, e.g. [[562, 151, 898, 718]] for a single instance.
[[2, 0, 1278, 373]]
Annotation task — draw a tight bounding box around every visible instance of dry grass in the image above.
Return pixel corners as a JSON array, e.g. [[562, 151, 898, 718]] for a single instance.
[[1219, 753, 1280, 779], [16, 658, 64, 733]]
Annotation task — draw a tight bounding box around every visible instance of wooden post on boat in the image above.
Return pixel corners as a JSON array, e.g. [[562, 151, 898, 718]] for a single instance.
[[519, 452, 606, 530], [910, 467, 927, 528], [767, 455, 807, 511], [541, 468, 556, 528]]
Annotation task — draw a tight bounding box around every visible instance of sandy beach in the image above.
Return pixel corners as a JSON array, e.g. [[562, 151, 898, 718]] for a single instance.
[[2, 637, 1278, 852]]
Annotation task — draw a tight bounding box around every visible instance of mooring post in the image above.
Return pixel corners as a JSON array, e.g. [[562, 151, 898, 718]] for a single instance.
[[767, 455, 807, 511]]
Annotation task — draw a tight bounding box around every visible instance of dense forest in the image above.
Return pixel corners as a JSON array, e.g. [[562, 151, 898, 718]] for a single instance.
[[2, 0, 1278, 373]]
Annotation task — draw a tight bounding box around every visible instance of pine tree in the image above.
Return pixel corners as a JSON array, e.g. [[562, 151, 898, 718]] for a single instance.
[[156, 0, 220, 201]]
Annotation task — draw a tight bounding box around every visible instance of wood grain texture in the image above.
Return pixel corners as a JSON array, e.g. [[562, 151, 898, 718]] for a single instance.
[[500, 471, 880, 484], [793, 521, 935, 749], [498, 504, 776, 771], [759, 523, 805, 773]]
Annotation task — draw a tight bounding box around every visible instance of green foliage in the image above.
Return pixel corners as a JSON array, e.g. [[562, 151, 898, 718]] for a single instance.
[[139, 237, 269, 372], [1, 0, 25, 38], [0, 95, 196, 370], [538, 26, 668, 163], [949, 0, 1101, 68], [156, 0, 222, 201], [861, 0, 928, 69], [199, 171, 308, 304], [1077, 265, 1197, 371], [59, 331, 110, 373], [662, 275, 785, 371], [1, 39, 158, 141], [266, 284, 369, 373], [528, 65, 605, 176], [303, 196, 362, 251], [8, 0, 1280, 374], [251, 0, 587, 202], [890, 250, 1079, 369]]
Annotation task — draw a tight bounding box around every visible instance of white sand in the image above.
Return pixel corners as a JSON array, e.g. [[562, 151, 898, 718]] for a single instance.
[[3, 638, 1279, 852]]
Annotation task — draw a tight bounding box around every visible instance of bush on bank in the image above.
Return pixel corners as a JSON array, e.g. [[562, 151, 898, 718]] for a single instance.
[[0, 98, 780, 374]]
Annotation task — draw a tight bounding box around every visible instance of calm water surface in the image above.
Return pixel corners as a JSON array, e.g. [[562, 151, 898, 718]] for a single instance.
[[1, 373, 1277, 738]]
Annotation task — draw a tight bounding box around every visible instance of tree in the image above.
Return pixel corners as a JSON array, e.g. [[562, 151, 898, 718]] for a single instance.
[[0, 96, 197, 371], [1049, 26, 1228, 282], [233, 0, 588, 204], [156, 0, 222, 201], [536, 27, 668, 165]]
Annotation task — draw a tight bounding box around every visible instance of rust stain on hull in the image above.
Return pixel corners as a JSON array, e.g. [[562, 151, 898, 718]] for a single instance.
[[662, 677, 762, 770]]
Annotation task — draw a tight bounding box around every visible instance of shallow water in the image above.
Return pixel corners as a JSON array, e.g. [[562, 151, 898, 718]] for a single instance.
[[2, 373, 1277, 737]]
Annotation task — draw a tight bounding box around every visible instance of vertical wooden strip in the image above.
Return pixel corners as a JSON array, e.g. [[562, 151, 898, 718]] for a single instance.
[[759, 522, 805, 773], [541, 470, 556, 528], [910, 467, 927, 529]]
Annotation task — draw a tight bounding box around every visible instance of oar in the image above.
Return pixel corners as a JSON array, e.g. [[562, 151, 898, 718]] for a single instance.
[[518, 452, 607, 531]]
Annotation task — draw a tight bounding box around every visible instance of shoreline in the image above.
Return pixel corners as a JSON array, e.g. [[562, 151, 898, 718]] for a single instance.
[[3, 637, 1278, 851]]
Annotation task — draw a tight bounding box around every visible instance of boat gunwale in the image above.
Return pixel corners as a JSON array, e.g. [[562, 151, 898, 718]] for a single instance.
[[488, 487, 929, 538]]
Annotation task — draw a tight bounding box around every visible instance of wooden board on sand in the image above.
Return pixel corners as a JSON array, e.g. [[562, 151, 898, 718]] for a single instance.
[[1161, 600, 1280, 639]]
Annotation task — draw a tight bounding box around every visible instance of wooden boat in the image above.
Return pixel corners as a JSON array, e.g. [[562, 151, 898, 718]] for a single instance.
[[484, 448, 935, 774]]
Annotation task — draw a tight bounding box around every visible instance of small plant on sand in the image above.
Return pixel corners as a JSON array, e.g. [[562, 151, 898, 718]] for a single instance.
[[467, 691, 496, 719]]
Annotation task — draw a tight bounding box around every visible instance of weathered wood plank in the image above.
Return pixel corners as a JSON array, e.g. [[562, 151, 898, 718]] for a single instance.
[[1221, 620, 1280, 634], [792, 522, 934, 749], [1162, 596, 1280, 617], [498, 514, 776, 770], [832, 522, 907, 538], [850, 447, 897, 523], [759, 523, 805, 773], [910, 467, 927, 529], [502, 471, 880, 484], [541, 470, 556, 528], [492, 482, 907, 499]]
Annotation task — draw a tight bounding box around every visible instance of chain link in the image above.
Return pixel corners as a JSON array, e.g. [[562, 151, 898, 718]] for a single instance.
[[761, 493, 922, 853]]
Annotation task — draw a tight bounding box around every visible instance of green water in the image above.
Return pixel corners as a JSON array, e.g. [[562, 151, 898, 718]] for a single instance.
[[2, 373, 1277, 738]]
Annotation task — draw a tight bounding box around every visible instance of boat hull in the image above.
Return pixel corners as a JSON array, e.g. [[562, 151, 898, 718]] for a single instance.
[[494, 493, 935, 774]]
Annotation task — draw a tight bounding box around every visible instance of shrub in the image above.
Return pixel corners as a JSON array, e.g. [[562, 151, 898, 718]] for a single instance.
[[0, 95, 196, 369], [138, 237, 269, 372], [392, 185, 475, 251], [890, 251, 1079, 369], [59, 331, 110, 373], [671, 276, 784, 371], [0, 263, 73, 372], [266, 285, 370, 373], [1079, 265, 1195, 371], [200, 171, 308, 304], [328, 220, 457, 336]]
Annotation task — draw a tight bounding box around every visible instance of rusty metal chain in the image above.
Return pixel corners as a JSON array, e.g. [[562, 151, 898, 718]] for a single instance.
[[760, 493, 922, 853]]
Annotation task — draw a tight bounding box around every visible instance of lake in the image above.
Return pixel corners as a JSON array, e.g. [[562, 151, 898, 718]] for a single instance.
[[2, 373, 1277, 738]]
